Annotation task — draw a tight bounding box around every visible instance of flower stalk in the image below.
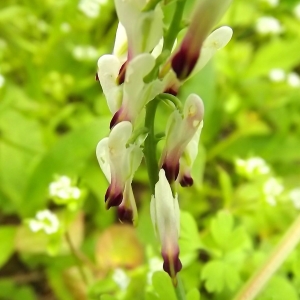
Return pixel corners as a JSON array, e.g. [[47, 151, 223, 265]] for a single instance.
[[233, 213, 300, 300]]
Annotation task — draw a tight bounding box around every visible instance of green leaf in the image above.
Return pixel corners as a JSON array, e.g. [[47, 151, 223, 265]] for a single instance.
[[180, 211, 201, 253], [186, 288, 201, 300], [257, 275, 298, 300], [217, 167, 233, 208], [152, 271, 177, 300], [201, 260, 225, 293], [246, 39, 300, 78], [210, 211, 234, 248], [100, 296, 117, 300], [23, 118, 109, 216], [145, 291, 160, 300], [0, 226, 16, 268]]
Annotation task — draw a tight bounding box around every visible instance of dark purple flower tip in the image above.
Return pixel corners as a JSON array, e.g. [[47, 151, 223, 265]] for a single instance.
[[164, 87, 178, 96], [110, 111, 120, 129], [95, 73, 99, 81], [118, 206, 133, 224], [105, 186, 123, 209], [171, 41, 200, 81], [162, 251, 182, 281], [180, 174, 194, 187], [110, 108, 130, 129], [162, 161, 180, 183], [117, 61, 128, 85]]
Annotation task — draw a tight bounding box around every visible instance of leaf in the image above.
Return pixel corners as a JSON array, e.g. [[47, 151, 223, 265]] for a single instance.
[[186, 288, 201, 300], [210, 211, 234, 248], [0, 226, 16, 268], [201, 260, 225, 293], [257, 275, 298, 300], [217, 167, 233, 207], [145, 291, 160, 300], [100, 296, 117, 300], [180, 211, 201, 253], [152, 271, 177, 300], [23, 118, 109, 216], [246, 39, 300, 78]]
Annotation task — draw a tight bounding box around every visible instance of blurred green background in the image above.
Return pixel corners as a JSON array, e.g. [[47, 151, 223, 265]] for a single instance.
[[1, 0, 300, 299]]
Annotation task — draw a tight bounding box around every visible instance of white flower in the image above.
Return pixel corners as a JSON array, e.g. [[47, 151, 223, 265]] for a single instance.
[[96, 121, 143, 210], [97, 53, 164, 126], [78, 0, 108, 18], [111, 53, 164, 126], [73, 45, 98, 61], [160, 94, 204, 182], [114, 0, 163, 58], [289, 188, 300, 209], [112, 268, 130, 290], [60, 23, 71, 33], [255, 16, 282, 35], [287, 72, 300, 87], [263, 177, 284, 206], [171, 0, 232, 80], [0, 74, 5, 88], [49, 176, 81, 201], [269, 68, 286, 82], [150, 169, 182, 282], [294, 3, 300, 20], [29, 210, 60, 235], [147, 257, 163, 284], [236, 157, 270, 178]]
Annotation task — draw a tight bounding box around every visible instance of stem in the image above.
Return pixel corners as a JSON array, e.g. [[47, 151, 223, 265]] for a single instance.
[[158, 93, 183, 111], [144, 99, 159, 193], [233, 213, 300, 300], [175, 275, 186, 300], [65, 232, 89, 286], [163, 0, 186, 52]]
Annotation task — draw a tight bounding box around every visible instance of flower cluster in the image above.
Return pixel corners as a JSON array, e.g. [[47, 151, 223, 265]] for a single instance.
[[96, 0, 232, 283]]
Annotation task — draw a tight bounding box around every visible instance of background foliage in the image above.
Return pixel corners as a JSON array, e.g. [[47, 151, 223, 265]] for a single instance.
[[0, 0, 300, 299]]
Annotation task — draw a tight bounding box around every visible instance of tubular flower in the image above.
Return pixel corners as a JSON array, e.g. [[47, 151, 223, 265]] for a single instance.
[[160, 94, 204, 183], [150, 169, 181, 284], [96, 121, 143, 210], [110, 53, 164, 127], [171, 0, 232, 80], [179, 120, 203, 187], [114, 0, 163, 59]]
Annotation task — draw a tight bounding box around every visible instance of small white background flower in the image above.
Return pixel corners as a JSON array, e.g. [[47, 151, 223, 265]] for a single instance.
[[255, 16, 282, 35], [49, 175, 81, 200], [112, 268, 130, 290], [29, 210, 60, 235]]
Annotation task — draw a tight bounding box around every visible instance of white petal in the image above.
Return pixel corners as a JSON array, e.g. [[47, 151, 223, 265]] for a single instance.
[[113, 22, 128, 62], [97, 54, 123, 113], [193, 26, 233, 73], [96, 137, 111, 181], [108, 121, 133, 151], [184, 120, 203, 167]]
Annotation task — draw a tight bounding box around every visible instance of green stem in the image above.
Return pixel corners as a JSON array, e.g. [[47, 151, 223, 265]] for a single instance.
[[158, 93, 183, 111], [65, 232, 89, 286], [233, 213, 300, 300], [144, 99, 160, 193], [163, 0, 186, 52], [175, 275, 186, 300]]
